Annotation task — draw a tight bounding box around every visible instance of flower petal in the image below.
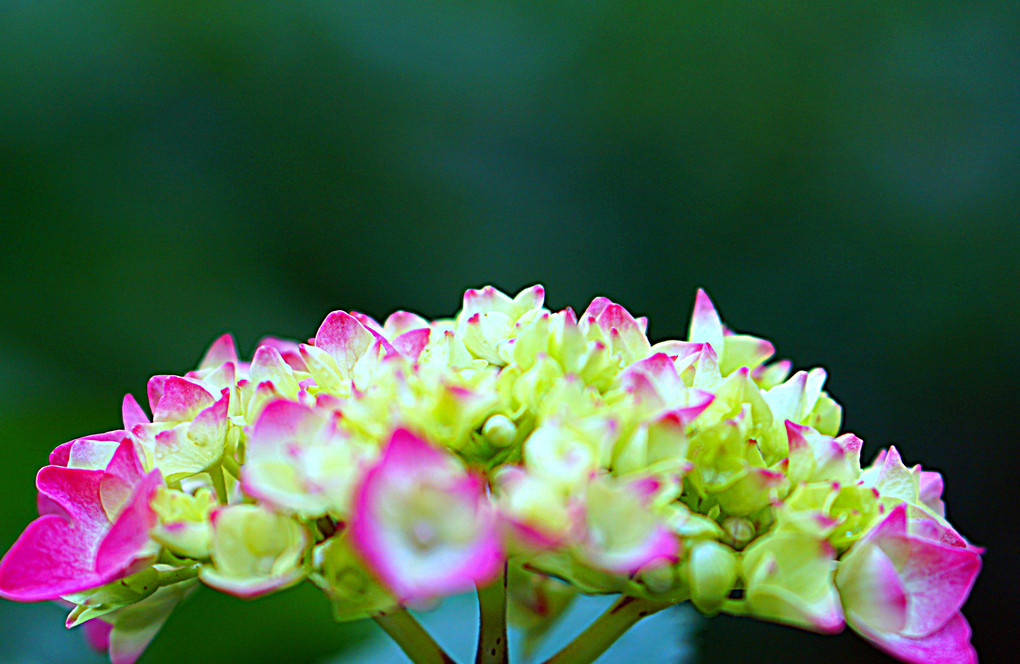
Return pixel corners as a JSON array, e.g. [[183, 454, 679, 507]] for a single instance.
[[350, 429, 503, 602], [848, 611, 977, 664]]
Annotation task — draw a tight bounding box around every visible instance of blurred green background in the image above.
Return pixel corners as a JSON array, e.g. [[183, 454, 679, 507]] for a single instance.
[[1, 1, 1017, 663]]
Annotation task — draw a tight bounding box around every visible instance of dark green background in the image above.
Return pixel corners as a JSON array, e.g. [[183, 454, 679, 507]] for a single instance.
[[1, 2, 1016, 663]]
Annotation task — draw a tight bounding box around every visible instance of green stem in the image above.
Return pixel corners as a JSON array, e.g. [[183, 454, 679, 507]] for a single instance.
[[372, 608, 457, 664], [157, 564, 200, 587], [475, 563, 509, 664], [540, 595, 675, 664], [221, 455, 242, 479], [211, 464, 229, 505]]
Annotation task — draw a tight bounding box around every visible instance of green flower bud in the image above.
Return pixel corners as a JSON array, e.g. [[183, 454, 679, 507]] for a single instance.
[[482, 414, 517, 448], [687, 540, 738, 615]]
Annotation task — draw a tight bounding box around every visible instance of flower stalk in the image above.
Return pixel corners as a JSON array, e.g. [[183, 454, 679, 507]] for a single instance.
[[156, 564, 200, 588], [475, 563, 509, 664], [540, 596, 675, 664], [372, 608, 456, 664]]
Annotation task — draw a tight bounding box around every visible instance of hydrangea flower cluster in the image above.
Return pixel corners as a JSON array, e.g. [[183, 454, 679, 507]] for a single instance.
[[0, 287, 982, 664]]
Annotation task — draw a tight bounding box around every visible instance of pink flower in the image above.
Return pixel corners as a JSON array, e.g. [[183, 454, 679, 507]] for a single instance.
[[0, 438, 162, 601], [836, 503, 983, 664], [572, 474, 680, 575], [349, 428, 503, 603]]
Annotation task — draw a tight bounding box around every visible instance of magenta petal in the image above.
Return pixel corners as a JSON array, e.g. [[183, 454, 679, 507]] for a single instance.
[[36, 466, 108, 528], [104, 438, 146, 486], [379, 427, 448, 472], [52, 431, 128, 470], [249, 399, 320, 445], [145, 375, 168, 414], [597, 303, 641, 334], [122, 394, 150, 430], [918, 471, 946, 517], [881, 534, 982, 637], [84, 619, 113, 653], [392, 328, 430, 361], [49, 441, 74, 467], [151, 376, 215, 423], [850, 611, 977, 664], [383, 310, 430, 336], [198, 333, 239, 369], [613, 525, 680, 575], [95, 470, 162, 577], [0, 514, 105, 600], [256, 336, 308, 372], [1, 439, 161, 602], [581, 296, 612, 321], [315, 310, 375, 373], [350, 429, 503, 602], [349, 311, 384, 334]]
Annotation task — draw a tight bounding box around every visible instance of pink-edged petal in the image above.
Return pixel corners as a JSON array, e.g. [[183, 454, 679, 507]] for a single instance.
[[764, 371, 809, 423], [99, 438, 148, 521], [581, 296, 612, 321], [350, 429, 502, 602], [596, 303, 641, 335], [103, 438, 146, 486], [908, 513, 981, 552], [848, 505, 982, 640], [881, 533, 982, 637], [349, 311, 384, 334], [849, 611, 977, 664], [837, 541, 909, 633], [95, 470, 162, 578], [150, 376, 215, 423], [198, 333, 239, 369], [620, 371, 665, 412], [122, 394, 150, 429], [599, 525, 679, 575], [198, 567, 304, 599], [50, 430, 129, 471], [666, 390, 715, 427], [513, 284, 546, 311], [374, 427, 449, 475], [383, 310, 431, 337], [145, 375, 168, 414], [1, 441, 161, 602], [248, 399, 324, 447], [688, 288, 724, 356], [719, 334, 775, 376], [462, 285, 515, 317], [256, 336, 308, 372], [621, 353, 683, 401], [249, 345, 298, 391], [918, 471, 946, 517], [392, 327, 431, 361], [314, 310, 376, 375]]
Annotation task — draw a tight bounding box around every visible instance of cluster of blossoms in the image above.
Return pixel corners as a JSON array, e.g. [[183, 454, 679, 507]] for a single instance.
[[0, 287, 982, 664]]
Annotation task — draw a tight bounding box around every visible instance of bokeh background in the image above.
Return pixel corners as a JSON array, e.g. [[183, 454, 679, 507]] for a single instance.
[[1, 2, 1017, 663]]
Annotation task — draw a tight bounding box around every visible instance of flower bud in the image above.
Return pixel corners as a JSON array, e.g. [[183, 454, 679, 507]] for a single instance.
[[482, 414, 517, 448], [150, 487, 215, 559], [722, 517, 755, 549], [687, 540, 738, 615], [198, 504, 307, 598]]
